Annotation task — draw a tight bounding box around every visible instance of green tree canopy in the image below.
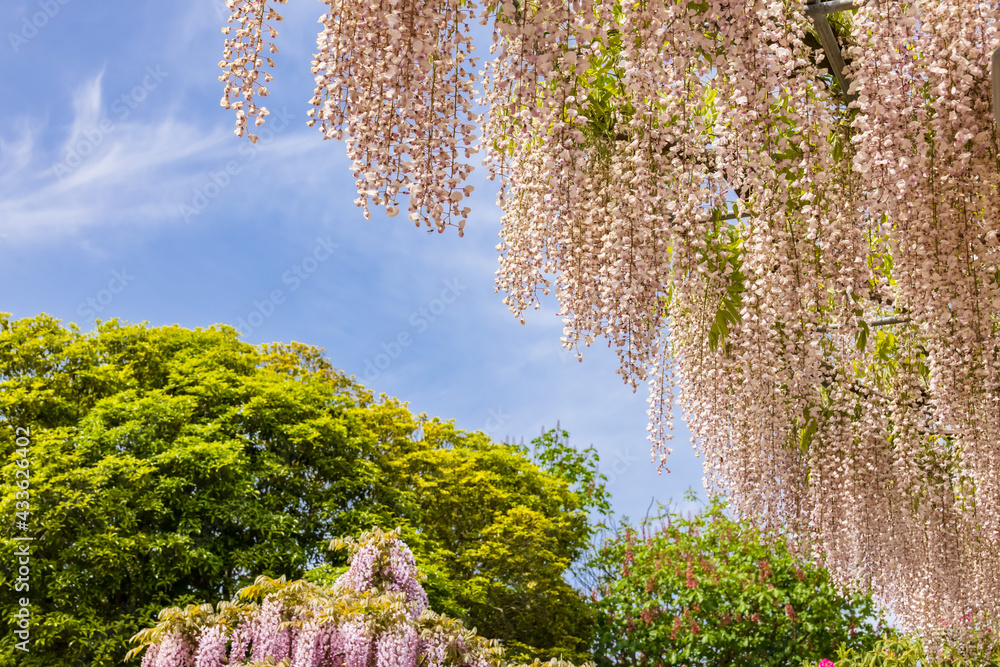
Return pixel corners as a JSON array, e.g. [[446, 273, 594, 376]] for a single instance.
[[359, 425, 609, 662], [0, 314, 604, 666], [591, 496, 888, 667]]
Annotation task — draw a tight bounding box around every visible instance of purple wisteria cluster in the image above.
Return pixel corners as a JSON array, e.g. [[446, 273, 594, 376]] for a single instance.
[[334, 538, 429, 619], [130, 528, 500, 667]]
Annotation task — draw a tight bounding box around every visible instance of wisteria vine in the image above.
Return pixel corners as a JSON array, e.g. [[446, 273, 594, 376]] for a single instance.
[[129, 528, 505, 667], [218, 0, 1000, 657]]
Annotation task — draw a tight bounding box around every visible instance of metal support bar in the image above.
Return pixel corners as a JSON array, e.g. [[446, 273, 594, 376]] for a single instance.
[[803, 0, 857, 17], [918, 427, 964, 436], [868, 316, 910, 327], [993, 47, 1000, 125], [810, 13, 853, 97], [816, 316, 910, 333]]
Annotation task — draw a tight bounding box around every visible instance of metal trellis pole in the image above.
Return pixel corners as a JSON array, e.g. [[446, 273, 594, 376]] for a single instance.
[[803, 0, 856, 98]]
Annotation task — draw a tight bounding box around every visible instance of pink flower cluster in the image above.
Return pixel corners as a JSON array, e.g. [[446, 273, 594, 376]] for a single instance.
[[140, 632, 194, 667], [308, 0, 481, 230], [219, 0, 288, 142], [218, 0, 1000, 657], [335, 541, 429, 618], [138, 530, 496, 667]]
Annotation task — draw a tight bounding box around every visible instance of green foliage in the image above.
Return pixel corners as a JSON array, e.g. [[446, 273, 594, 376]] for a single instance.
[[364, 424, 609, 664], [580, 27, 630, 149], [592, 497, 888, 667], [0, 315, 605, 666], [526, 427, 612, 520], [702, 222, 745, 356], [821, 633, 1000, 667]]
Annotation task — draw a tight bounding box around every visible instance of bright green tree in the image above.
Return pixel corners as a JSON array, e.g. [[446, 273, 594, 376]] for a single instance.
[[0, 314, 605, 666], [306, 423, 609, 663], [592, 496, 888, 667]]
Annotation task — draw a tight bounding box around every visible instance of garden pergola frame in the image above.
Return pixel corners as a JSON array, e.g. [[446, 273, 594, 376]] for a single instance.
[[804, 0, 855, 96]]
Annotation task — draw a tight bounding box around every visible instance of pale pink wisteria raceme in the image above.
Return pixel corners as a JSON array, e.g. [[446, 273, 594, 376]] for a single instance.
[[219, 0, 288, 142], [193, 626, 228, 667], [218, 0, 1000, 657], [140, 632, 194, 667], [341, 617, 372, 667], [249, 597, 292, 662], [334, 537, 429, 617], [657, 0, 1000, 657], [374, 625, 420, 667], [131, 528, 503, 667], [308, 0, 480, 231]]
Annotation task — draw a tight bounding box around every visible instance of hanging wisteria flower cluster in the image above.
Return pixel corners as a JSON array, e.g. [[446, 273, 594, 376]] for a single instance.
[[220, 0, 289, 142], [308, 0, 480, 229], [128, 527, 504, 667], [219, 0, 1000, 657]]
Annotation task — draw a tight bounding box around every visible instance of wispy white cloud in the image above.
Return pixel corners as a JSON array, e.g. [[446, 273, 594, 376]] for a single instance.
[[0, 72, 331, 240], [0, 117, 38, 179], [62, 67, 105, 153]]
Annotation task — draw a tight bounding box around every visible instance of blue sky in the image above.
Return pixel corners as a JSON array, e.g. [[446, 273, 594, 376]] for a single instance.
[[0, 0, 707, 521]]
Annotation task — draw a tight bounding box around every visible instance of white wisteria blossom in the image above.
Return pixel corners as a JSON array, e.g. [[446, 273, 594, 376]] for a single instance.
[[219, 0, 1000, 658]]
